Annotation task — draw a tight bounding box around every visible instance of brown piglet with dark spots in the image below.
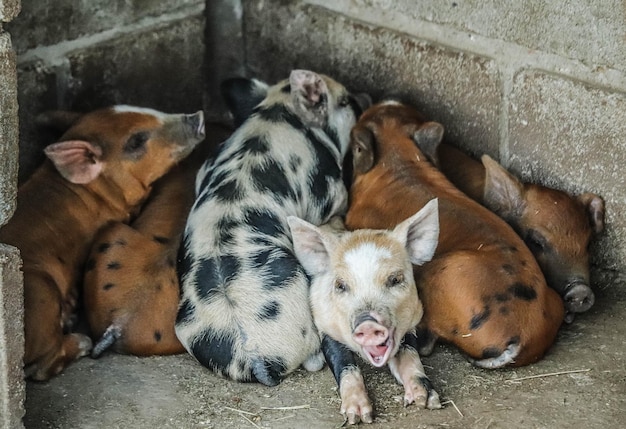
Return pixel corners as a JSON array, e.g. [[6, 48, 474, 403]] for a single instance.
[[345, 101, 564, 368], [437, 144, 604, 322], [84, 123, 232, 357], [0, 106, 206, 380]]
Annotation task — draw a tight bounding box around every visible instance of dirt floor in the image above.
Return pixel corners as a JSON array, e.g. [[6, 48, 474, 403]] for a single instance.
[[24, 270, 626, 429]]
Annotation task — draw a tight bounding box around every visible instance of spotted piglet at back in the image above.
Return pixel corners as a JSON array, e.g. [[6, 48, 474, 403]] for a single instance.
[[176, 70, 369, 386]]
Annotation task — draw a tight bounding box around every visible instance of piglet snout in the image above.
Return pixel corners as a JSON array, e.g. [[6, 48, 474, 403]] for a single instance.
[[353, 317, 389, 346], [353, 313, 394, 367], [563, 281, 595, 314]]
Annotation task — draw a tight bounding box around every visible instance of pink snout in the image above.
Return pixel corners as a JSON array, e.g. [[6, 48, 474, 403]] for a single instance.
[[352, 313, 394, 367], [353, 318, 389, 346]]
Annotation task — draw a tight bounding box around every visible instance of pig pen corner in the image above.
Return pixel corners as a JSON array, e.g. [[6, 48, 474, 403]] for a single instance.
[[2, 0, 626, 428]]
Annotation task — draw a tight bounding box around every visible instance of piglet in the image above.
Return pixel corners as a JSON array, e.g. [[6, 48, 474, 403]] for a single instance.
[[0, 105, 205, 380], [289, 199, 441, 425]]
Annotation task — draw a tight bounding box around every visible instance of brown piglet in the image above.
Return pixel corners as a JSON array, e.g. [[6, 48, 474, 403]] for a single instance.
[[437, 144, 604, 322], [0, 105, 205, 380], [345, 101, 564, 368]]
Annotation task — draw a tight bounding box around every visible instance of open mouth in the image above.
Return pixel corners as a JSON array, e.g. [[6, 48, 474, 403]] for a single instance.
[[362, 334, 394, 367]]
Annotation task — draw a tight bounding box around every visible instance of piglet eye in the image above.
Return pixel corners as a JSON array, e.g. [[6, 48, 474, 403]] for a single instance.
[[124, 131, 149, 153], [339, 96, 350, 107], [335, 279, 348, 293], [386, 273, 404, 288], [524, 229, 547, 253]]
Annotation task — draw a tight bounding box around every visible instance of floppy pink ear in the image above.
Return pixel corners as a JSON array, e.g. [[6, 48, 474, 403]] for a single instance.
[[44, 140, 103, 184]]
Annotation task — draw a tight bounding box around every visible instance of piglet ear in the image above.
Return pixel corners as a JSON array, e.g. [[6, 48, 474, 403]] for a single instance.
[[221, 77, 269, 127], [44, 140, 103, 184], [577, 193, 605, 234], [392, 199, 440, 266], [289, 69, 329, 127], [412, 122, 444, 166], [481, 155, 525, 221], [288, 216, 336, 276]]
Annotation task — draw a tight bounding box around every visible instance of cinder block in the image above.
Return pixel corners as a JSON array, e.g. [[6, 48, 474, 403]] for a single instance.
[[0, 32, 18, 226], [508, 70, 626, 271], [0, 0, 20, 22], [65, 15, 205, 114], [5, 0, 204, 54], [244, 1, 501, 157], [0, 244, 24, 429], [310, 0, 626, 73]]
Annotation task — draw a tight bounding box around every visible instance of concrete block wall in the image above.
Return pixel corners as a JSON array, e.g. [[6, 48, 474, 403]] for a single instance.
[[207, 0, 626, 282], [1, 0, 23, 427], [1, 1, 205, 426], [6, 0, 206, 182]]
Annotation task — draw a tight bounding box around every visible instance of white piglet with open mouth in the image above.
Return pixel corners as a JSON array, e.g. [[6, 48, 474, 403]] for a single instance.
[[288, 199, 441, 425]]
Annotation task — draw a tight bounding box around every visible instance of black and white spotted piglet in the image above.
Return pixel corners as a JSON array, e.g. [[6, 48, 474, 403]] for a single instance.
[[176, 70, 368, 386], [288, 200, 441, 425]]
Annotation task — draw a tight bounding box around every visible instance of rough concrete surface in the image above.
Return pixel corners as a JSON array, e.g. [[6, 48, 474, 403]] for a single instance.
[[24, 271, 626, 429], [508, 70, 626, 272], [0, 31, 18, 225], [0, 244, 24, 429], [320, 0, 626, 73]]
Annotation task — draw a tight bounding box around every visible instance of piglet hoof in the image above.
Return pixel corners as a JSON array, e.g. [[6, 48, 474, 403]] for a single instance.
[[404, 376, 442, 410], [340, 369, 374, 424], [73, 333, 93, 358]]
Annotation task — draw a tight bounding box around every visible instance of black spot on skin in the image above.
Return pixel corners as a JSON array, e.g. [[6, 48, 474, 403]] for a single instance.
[[153, 236, 169, 245], [418, 376, 436, 398], [212, 178, 245, 203], [258, 300, 281, 320], [190, 328, 236, 374], [250, 158, 295, 200], [177, 235, 194, 285], [57, 256, 66, 265], [323, 124, 341, 153], [502, 245, 519, 253], [494, 292, 511, 302], [301, 327, 308, 337], [470, 306, 491, 330], [107, 261, 121, 270], [254, 104, 303, 130], [521, 260, 528, 267], [97, 242, 111, 253], [481, 347, 502, 359], [242, 136, 270, 155], [154, 331, 162, 342], [244, 208, 286, 238], [217, 216, 239, 245], [263, 248, 303, 290], [499, 306, 510, 315], [509, 283, 537, 301], [103, 283, 115, 291], [251, 357, 287, 387], [194, 255, 241, 301], [501, 264, 515, 275], [176, 299, 194, 325], [451, 328, 459, 336], [155, 283, 162, 291], [289, 155, 302, 173], [85, 258, 96, 272]]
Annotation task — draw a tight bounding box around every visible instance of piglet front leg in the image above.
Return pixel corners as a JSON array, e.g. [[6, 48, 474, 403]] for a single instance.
[[322, 335, 373, 424], [388, 333, 441, 409]]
